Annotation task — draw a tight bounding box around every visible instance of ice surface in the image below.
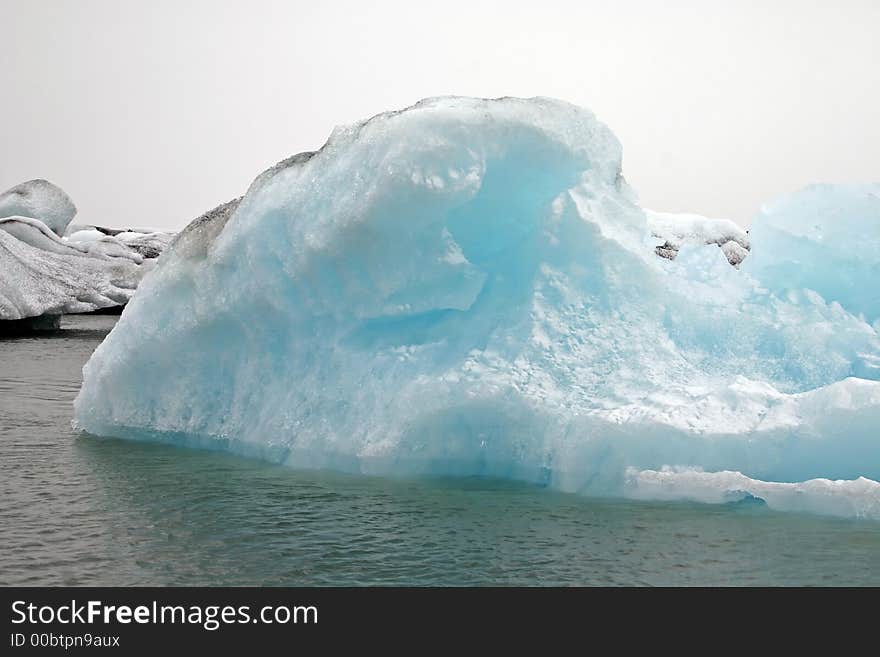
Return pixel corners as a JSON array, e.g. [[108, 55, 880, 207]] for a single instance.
[[0, 180, 175, 320], [66, 226, 174, 260], [627, 467, 880, 520], [65, 228, 107, 244], [74, 97, 880, 519], [0, 179, 77, 236], [114, 230, 174, 259], [646, 209, 750, 266], [0, 219, 143, 319], [744, 183, 880, 326], [1, 216, 94, 257]]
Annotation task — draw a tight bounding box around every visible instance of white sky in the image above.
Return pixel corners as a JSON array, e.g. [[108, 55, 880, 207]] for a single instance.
[[1, 0, 878, 230]]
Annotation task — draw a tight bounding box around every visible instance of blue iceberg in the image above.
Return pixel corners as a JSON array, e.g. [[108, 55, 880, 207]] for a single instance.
[[74, 97, 880, 519], [744, 183, 880, 328]]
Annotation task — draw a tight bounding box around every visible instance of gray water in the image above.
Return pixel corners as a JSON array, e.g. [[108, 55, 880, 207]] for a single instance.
[[1, 314, 879, 586]]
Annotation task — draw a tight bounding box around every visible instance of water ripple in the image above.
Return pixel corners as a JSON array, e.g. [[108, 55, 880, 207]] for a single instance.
[[2, 314, 880, 585]]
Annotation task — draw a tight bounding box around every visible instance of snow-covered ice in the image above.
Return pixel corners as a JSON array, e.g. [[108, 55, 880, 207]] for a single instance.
[[74, 96, 880, 519]]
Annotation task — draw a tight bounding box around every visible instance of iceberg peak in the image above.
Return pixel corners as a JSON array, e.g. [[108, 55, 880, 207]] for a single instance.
[[0, 178, 77, 236]]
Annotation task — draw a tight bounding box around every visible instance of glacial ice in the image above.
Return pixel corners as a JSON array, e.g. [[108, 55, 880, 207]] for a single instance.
[[0, 219, 143, 319], [0, 180, 174, 320], [65, 225, 175, 260], [744, 183, 880, 327], [65, 227, 174, 263], [74, 97, 880, 519], [0, 179, 77, 236], [113, 231, 175, 259], [627, 468, 880, 520], [646, 209, 750, 266]]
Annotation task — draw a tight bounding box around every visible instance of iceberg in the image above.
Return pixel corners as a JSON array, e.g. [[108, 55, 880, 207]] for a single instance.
[[0, 179, 77, 236], [0, 217, 143, 319], [74, 97, 880, 519], [0, 181, 174, 322]]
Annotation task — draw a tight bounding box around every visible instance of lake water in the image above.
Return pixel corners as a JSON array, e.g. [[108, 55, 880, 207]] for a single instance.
[[1, 314, 878, 586]]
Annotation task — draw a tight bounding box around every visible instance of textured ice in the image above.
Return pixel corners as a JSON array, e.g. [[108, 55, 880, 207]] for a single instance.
[[0, 218, 144, 319], [0, 177, 175, 321], [647, 209, 750, 266], [0, 179, 77, 236], [74, 97, 880, 519], [65, 226, 174, 262], [113, 231, 175, 259], [627, 468, 880, 520], [744, 183, 880, 326]]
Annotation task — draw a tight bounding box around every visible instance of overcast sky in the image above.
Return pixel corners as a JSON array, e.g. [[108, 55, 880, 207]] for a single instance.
[[2, 0, 877, 230]]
